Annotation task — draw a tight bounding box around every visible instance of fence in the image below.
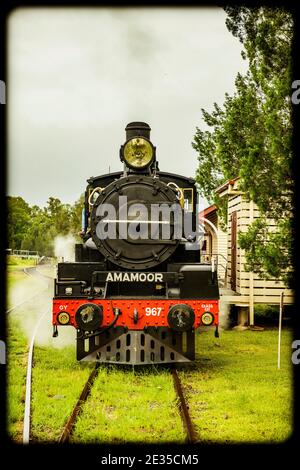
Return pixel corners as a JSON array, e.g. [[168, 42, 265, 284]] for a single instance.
[[6, 249, 39, 259]]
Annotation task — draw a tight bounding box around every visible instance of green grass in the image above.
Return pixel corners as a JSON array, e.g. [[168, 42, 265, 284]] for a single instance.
[[7, 255, 36, 267], [30, 346, 93, 442], [71, 366, 185, 444], [7, 320, 29, 441], [179, 328, 293, 443], [6, 266, 30, 288]]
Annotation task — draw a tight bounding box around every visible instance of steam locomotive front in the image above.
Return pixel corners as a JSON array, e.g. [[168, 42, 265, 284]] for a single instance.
[[52, 122, 219, 365], [87, 122, 181, 270]]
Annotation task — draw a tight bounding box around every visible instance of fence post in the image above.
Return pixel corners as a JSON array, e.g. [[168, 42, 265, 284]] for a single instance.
[[277, 292, 284, 369]]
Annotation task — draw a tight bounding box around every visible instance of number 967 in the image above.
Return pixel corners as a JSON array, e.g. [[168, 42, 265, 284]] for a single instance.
[[145, 307, 162, 316]]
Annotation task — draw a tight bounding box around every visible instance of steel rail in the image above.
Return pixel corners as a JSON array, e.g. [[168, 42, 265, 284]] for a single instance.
[[22, 308, 50, 444], [7, 264, 53, 443], [172, 368, 198, 444], [58, 364, 100, 444], [23, 266, 53, 283]]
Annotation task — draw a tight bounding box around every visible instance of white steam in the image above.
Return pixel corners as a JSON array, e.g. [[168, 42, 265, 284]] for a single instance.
[[54, 234, 76, 262], [8, 265, 76, 349]]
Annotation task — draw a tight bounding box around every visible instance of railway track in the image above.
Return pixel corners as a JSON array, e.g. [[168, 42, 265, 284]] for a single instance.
[[23, 265, 53, 284], [171, 368, 198, 444], [7, 265, 54, 444], [58, 364, 100, 443], [57, 365, 198, 444], [23, 307, 50, 443], [22, 266, 53, 444]]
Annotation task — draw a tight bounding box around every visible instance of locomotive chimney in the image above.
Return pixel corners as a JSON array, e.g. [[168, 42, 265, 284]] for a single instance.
[[125, 122, 151, 140]]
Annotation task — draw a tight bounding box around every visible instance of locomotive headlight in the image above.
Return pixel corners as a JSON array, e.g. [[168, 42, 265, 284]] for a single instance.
[[57, 311, 70, 325], [201, 312, 214, 326], [123, 137, 154, 169]]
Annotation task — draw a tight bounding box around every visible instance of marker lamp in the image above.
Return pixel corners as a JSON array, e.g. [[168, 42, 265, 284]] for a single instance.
[[57, 311, 70, 325], [201, 312, 214, 326]]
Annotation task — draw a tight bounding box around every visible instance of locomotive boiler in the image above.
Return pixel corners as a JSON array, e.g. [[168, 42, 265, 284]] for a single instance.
[[52, 122, 219, 364]]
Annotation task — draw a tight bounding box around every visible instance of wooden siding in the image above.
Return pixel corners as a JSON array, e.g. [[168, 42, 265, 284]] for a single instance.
[[227, 194, 242, 291], [230, 211, 237, 291], [217, 229, 227, 280], [225, 193, 293, 305]]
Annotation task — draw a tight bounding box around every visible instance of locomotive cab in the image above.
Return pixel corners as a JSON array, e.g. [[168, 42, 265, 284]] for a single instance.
[[52, 122, 219, 364]]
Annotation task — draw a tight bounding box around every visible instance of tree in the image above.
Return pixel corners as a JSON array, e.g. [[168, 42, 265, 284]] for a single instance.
[[192, 6, 293, 284], [7, 194, 85, 256], [70, 193, 85, 236], [7, 197, 31, 249]]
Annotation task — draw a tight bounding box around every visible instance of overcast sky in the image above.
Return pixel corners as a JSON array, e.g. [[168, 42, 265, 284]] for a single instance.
[[7, 7, 248, 208]]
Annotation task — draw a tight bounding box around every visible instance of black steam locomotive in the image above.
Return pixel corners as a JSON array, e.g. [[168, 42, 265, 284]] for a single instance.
[[52, 122, 219, 364]]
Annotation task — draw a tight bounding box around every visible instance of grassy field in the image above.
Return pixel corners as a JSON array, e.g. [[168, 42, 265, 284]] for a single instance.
[[180, 327, 293, 443], [7, 319, 29, 440], [7, 262, 293, 444], [7, 255, 37, 267]]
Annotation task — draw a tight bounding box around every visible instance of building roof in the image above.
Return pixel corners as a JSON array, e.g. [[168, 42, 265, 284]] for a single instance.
[[198, 176, 241, 218], [215, 177, 240, 195], [199, 204, 217, 219]]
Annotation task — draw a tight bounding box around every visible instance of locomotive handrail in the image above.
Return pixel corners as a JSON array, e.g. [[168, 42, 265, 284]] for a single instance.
[[88, 186, 104, 206], [200, 253, 227, 285], [167, 181, 184, 201]]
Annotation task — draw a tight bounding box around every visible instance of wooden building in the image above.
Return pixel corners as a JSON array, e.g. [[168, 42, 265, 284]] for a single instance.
[[200, 178, 293, 325]]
